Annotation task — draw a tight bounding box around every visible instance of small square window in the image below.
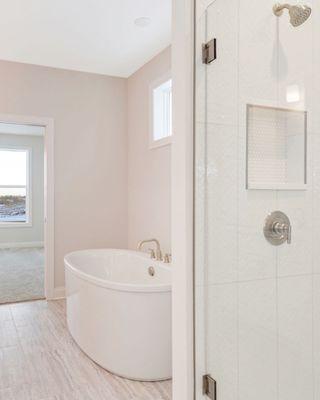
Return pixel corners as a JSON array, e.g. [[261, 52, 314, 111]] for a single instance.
[[150, 76, 172, 148]]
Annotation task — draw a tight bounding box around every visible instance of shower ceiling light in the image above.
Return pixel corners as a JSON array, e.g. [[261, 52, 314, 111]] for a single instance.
[[286, 84, 300, 103], [134, 17, 151, 28]]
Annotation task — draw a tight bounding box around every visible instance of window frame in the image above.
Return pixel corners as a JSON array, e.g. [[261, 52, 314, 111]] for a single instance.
[[149, 71, 173, 149], [0, 146, 32, 228]]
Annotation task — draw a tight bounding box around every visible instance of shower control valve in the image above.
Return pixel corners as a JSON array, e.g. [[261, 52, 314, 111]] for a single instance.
[[264, 211, 292, 246]]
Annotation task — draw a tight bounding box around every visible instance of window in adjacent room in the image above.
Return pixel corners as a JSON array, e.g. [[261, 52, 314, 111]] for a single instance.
[[0, 148, 31, 226], [150, 76, 172, 148]]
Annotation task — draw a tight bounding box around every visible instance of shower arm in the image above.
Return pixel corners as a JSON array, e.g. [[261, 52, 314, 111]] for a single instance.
[[273, 3, 291, 16]]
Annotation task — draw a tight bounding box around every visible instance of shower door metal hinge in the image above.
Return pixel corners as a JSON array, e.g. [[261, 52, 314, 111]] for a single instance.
[[203, 374, 217, 399], [202, 39, 217, 64]]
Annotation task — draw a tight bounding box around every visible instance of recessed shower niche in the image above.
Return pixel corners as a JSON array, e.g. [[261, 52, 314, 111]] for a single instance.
[[246, 104, 307, 190]]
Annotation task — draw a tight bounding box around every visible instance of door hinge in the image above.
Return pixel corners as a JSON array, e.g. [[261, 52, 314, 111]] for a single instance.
[[203, 375, 217, 400], [202, 38, 217, 64]]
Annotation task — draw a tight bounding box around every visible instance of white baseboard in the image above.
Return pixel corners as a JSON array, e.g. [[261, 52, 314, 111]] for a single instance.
[[52, 286, 65, 299], [0, 241, 44, 249]]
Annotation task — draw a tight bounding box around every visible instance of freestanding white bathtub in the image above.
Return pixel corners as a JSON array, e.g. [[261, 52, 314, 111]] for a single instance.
[[64, 249, 171, 381]]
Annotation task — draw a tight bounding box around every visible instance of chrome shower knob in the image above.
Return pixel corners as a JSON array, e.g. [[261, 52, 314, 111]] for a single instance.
[[264, 211, 292, 245]]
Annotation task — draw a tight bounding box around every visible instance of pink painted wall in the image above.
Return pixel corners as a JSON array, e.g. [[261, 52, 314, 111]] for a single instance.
[[127, 47, 171, 254], [0, 48, 172, 289], [0, 60, 128, 288]]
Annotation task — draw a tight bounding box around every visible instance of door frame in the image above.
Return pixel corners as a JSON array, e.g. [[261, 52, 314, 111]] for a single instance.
[[0, 113, 55, 299], [172, 0, 195, 399]]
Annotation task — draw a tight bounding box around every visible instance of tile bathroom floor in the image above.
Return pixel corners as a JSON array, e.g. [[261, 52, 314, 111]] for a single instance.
[[0, 299, 172, 400]]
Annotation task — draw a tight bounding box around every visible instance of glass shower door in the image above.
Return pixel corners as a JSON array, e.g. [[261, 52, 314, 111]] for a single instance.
[[194, 0, 318, 399]]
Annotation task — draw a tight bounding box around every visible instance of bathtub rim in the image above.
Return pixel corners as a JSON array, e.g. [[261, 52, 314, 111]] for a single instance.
[[64, 248, 171, 293]]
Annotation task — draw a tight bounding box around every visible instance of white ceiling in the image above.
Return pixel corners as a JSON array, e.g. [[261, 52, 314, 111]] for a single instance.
[[0, 0, 172, 78]]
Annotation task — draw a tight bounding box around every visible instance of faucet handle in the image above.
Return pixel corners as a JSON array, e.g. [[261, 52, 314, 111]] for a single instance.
[[163, 253, 171, 264], [273, 222, 291, 244], [287, 224, 292, 244]]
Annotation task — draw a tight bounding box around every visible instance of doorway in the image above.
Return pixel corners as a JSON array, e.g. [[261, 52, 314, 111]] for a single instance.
[[0, 115, 54, 303]]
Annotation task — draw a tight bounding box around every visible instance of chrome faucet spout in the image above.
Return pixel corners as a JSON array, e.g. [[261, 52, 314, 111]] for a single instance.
[[137, 239, 163, 261]]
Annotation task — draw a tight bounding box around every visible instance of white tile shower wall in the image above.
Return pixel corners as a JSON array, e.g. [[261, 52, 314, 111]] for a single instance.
[[194, 122, 207, 288], [195, 1, 320, 400], [206, 0, 239, 126], [278, 276, 313, 400], [206, 123, 238, 284], [314, 275, 320, 398], [278, 2, 313, 117], [194, 284, 207, 399], [313, 134, 320, 274], [312, 0, 320, 135], [207, 283, 238, 400], [238, 279, 277, 400], [195, 11, 207, 125], [238, 0, 279, 126]]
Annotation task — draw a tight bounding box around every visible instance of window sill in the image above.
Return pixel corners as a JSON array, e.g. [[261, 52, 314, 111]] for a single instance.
[[0, 222, 32, 228], [149, 136, 172, 150]]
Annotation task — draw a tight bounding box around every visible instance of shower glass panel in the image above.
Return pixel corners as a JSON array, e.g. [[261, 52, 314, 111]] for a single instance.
[[194, 1, 318, 400]]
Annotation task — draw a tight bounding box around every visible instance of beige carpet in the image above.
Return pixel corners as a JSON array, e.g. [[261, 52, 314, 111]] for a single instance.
[[0, 247, 44, 304]]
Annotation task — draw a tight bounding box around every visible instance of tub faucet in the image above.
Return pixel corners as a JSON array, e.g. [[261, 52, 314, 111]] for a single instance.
[[137, 239, 163, 261]]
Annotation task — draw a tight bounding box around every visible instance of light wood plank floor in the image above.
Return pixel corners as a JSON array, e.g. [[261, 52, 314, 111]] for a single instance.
[[0, 300, 172, 400]]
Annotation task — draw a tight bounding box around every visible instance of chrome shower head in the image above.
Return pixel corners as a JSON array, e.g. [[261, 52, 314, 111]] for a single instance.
[[273, 3, 311, 27]]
